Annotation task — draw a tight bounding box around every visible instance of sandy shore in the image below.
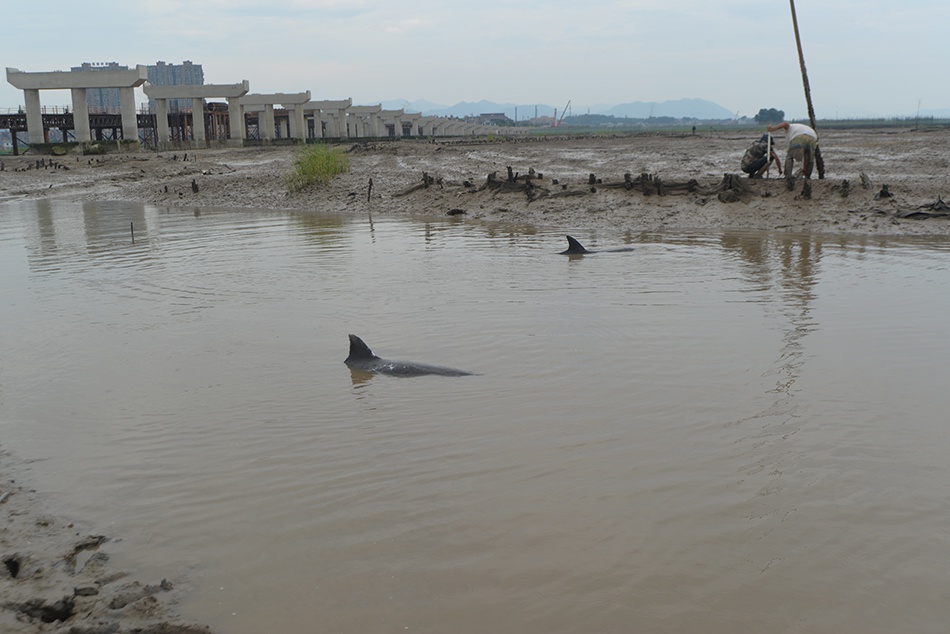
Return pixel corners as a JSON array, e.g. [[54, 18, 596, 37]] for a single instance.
[[1, 127, 948, 632], [2, 127, 950, 238]]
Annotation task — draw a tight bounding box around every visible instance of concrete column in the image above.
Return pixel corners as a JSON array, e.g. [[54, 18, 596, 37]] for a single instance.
[[24, 89, 43, 145], [191, 97, 206, 143], [312, 112, 326, 138], [289, 106, 306, 141], [400, 113, 422, 137], [119, 86, 138, 141], [333, 111, 343, 138], [261, 104, 275, 141], [227, 97, 245, 145], [414, 117, 432, 137], [155, 98, 170, 146], [70, 87, 91, 142]]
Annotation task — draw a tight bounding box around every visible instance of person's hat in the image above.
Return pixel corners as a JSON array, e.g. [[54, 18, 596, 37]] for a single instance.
[[759, 133, 772, 144]]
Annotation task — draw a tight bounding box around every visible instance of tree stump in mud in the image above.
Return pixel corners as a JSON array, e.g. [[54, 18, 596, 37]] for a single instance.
[[393, 172, 438, 197], [640, 173, 656, 196], [716, 173, 751, 203]]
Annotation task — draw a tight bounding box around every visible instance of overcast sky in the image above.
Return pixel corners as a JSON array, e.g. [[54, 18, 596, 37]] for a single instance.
[[2, 0, 947, 119]]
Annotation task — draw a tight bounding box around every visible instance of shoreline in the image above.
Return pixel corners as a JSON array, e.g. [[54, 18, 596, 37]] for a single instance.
[[1, 128, 949, 239]]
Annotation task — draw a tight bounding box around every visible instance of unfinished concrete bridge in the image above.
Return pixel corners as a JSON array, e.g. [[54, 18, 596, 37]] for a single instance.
[[3, 66, 520, 154]]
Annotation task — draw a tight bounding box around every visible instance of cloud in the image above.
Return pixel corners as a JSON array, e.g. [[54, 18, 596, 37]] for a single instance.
[[386, 18, 429, 34]]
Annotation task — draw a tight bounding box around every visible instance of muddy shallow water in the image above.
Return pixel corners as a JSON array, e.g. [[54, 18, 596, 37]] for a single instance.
[[2, 199, 950, 633]]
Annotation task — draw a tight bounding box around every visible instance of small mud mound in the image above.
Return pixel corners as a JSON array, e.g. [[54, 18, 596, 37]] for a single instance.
[[10, 596, 75, 623]]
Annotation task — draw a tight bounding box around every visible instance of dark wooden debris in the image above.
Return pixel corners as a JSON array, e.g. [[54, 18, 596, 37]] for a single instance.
[[393, 171, 441, 197], [390, 168, 833, 206]]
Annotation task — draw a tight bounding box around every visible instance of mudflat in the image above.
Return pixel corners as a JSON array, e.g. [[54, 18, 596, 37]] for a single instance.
[[2, 127, 949, 237], [0, 452, 212, 633]]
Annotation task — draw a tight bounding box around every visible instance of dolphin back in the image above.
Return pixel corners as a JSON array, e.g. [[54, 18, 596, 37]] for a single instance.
[[375, 361, 474, 377], [344, 334, 475, 377], [346, 334, 378, 363], [560, 235, 634, 254], [561, 235, 591, 255]]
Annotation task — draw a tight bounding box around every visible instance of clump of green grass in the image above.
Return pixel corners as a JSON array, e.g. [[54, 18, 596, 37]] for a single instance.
[[286, 143, 351, 192]]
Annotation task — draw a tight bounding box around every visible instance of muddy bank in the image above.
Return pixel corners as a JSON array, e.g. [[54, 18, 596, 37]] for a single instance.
[[0, 451, 213, 633], [2, 127, 949, 238]]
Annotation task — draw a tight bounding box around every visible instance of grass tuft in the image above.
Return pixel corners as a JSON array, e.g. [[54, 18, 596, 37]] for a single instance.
[[286, 143, 351, 192]]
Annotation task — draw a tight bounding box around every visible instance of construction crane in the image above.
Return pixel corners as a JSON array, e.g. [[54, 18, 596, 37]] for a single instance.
[[556, 100, 571, 127]]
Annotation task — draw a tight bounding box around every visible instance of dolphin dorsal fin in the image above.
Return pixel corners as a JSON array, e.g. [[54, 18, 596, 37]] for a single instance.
[[347, 334, 378, 361], [563, 235, 590, 254]]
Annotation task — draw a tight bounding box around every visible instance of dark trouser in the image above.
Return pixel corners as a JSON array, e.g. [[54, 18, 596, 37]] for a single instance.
[[742, 156, 768, 176], [785, 137, 817, 180]]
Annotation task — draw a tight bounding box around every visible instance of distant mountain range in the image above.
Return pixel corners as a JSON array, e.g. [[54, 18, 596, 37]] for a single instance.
[[379, 98, 736, 121]]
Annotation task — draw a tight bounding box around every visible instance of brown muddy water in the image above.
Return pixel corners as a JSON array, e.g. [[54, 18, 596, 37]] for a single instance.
[[2, 199, 950, 633]]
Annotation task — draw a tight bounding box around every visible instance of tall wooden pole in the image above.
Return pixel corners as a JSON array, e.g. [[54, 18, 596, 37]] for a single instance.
[[789, 0, 825, 178]]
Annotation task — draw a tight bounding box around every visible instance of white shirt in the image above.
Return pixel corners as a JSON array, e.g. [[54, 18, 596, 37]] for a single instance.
[[787, 123, 818, 142]]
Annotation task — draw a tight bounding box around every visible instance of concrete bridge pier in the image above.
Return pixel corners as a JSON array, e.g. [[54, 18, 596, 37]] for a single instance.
[[191, 97, 207, 143], [238, 92, 310, 142], [7, 66, 148, 146], [380, 109, 404, 138], [303, 99, 352, 139], [326, 109, 346, 137], [415, 116, 435, 137], [348, 105, 382, 138], [154, 98, 170, 145], [144, 81, 249, 148], [23, 89, 44, 144], [400, 112, 422, 137], [226, 96, 245, 145], [288, 104, 306, 140], [119, 86, 137, 140], [260, 104, 275, 141], [70, 88, 90, 141]]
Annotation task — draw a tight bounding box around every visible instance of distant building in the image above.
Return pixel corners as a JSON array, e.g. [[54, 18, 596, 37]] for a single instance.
[[71, 62, 127, 114], [476, 113, 513, 126], [146, 61, 204, 112]]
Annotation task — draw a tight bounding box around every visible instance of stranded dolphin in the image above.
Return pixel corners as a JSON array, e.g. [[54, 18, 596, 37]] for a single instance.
[[344, 334, 475, 377], [560, 235, 635, 255]]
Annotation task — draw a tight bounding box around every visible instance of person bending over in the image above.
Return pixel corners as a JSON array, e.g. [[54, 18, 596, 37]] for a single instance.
[[767, 121, 818, 187]]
